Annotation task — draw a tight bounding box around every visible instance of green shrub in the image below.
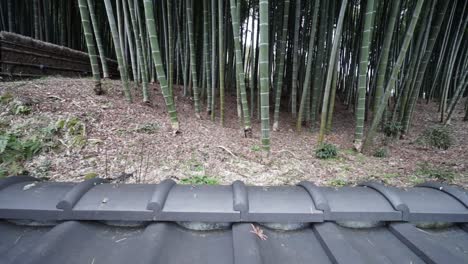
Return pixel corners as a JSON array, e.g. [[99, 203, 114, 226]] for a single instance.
[[315, 143, 338, 159], [180, 175, 219, 185], [419, 126, 453, 150], [383, 121, 402, 138], [0, 132, 42, 176], [373, 147, 389, 158]]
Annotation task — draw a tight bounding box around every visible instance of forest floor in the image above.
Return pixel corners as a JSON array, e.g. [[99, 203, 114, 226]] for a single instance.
[[1, 77, 467, 187]]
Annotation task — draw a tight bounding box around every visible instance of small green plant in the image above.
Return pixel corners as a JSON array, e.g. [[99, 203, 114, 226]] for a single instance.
[[84, 172, 98, 180], [251, 145, 261, 152], [52, 117, 87, 148], [0, 132, 42, 176], [13, 104, 31, 115], [315, 143, 338, 159], [180, 175, 219, 185], [416, 162, 455, 181], [419, 126, 453, 150], [373, 147, 389, 158], [329, 178, 348, 187], [383, 121, 402, 138]]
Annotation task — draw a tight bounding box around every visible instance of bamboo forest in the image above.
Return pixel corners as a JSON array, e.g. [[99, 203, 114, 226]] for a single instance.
[[0, 0, 467, 187]]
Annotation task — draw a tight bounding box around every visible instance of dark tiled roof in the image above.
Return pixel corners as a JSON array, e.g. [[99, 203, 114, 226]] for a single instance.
[[0, 176, 467, 264]]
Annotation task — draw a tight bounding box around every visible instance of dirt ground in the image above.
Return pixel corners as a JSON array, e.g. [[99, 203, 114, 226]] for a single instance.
[[1, 77, 467, 187]]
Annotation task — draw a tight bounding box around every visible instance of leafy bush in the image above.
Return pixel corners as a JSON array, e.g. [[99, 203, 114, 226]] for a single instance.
[[373, 147, 389, 158], [180, 175, 219, 185], [315, 143, 338, 159], [383, 121, 402, 138], [0, 132, 42, 176], [419, 126, 453, 150]]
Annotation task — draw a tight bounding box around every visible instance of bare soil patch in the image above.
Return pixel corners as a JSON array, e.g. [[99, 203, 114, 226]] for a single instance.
[[1, 77, 467, 187]]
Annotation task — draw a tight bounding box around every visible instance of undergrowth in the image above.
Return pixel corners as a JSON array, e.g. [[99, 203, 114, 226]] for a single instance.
[[180, 175, 219, 185], [417, 126, 453, 150], [315, 143, 338, 159], [415, 162, 455, 181]]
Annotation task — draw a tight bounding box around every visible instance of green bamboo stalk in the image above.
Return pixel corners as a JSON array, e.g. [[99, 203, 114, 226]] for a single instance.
[[218, 0, 225, 125], [229, 0, 252, 134], [444, 71, 467, 125], [402, 0, 451, 133], [290, 0, 301, 117], [326, 55, 340, 133], [166, 0, 174, 100], [211, 0, 217, 120], [318, 0, 348, 144], [121, 0, 137, 81], [103, 0, 132, 101], [272, 0, 290, 131], [204, 0, 212, 114], [186, 0, 201, 118], [310, 0, 328, 124], [296, 0, 320, 132], [86, 0, 110, 79], [259, 0, 270, 151], [143, 0, 179, 131], [354, 0, 377, 150], [128, 0, 149, 102], [78, 0, 102, 95], [373, 0, 400, 113], [362, 0, 425, 151]]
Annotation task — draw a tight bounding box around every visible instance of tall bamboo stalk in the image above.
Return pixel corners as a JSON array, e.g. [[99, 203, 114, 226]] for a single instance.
[[186, 0, 201, 118], [86, 0, 110, 79], [363, 0, 425, 151], [259, 0, 270, 152], [272, 0, 290, 131], [103, 0, 132, 101], [143, 0, 179, 131], [78, 0, 102, 95], [229, 0, 252, 134], [354, 0, 377, 150], [318, 0, 348, 144]]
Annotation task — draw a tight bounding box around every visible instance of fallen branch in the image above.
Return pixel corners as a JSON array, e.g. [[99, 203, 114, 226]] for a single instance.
[[217, 146, 238, 159]]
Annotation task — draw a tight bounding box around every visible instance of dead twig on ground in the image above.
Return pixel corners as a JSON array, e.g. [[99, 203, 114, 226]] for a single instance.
[[217, 146, 238, 159]]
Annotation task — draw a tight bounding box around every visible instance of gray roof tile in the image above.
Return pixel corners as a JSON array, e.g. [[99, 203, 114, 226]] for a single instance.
[[0, 177, 467, 263]]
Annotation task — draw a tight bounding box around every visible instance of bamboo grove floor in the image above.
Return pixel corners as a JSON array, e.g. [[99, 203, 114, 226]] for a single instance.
[[1, 77, 467, 187]]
